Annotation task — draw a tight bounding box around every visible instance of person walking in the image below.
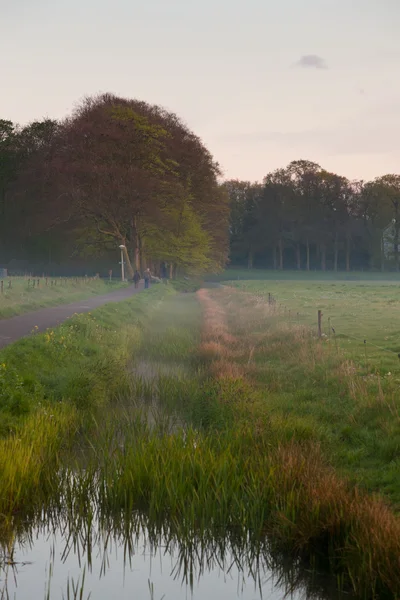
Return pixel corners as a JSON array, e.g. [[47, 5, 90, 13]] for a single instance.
[[144, 268, 151, 289], [133, 270, 141, 289]]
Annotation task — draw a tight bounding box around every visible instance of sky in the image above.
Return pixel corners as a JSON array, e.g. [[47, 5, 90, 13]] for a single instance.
[[1, 0, 400, 182]]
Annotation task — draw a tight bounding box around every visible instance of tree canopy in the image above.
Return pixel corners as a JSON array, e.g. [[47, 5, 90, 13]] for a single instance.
[[224, 163, 400, 272], [1, 94, 228, 277]]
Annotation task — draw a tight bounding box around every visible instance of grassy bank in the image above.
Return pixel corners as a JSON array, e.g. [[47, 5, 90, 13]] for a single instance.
[[198, 286, 400, 499], [1, 283, 400, 598], [0, 276, 126, 319], [194, 285, 400, 597]]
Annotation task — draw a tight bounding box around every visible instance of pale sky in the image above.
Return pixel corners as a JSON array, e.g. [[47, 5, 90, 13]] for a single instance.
[[2, 0, 400, 182]]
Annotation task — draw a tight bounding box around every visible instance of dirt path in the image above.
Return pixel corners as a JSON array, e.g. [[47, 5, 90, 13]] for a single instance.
[[0, 282, 145, 350]]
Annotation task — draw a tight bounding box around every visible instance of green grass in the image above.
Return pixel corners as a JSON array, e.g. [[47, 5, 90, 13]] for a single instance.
[[0, 276, 126, 319], [209, 267, 400, 282], [2, 281, 400, 598], [0, 285, 170, 434], [206, 285, 400, 502], [226, 277, 400, 375]]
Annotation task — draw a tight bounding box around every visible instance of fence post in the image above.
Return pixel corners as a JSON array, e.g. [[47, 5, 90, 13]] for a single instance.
[[318, 310, 323, 338], [0, 281, 3, 294]]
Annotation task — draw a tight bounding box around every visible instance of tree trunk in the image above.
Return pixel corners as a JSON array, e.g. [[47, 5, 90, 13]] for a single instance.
[[278, 238, 284, 270], [132, 217, 141, 271], [345, 233, 351, 272], [134, 241, 140, 271], [296, 242, 301, 270], [122, 245, 134, 279], [306, 239, 310, 271], [169, 263, 173, 279], [381, 232, 385, 272], [273, 245, 277, 270], [320, 244, 326, 271], [334, 233, 338, 272], [247, 250, 253, 269]]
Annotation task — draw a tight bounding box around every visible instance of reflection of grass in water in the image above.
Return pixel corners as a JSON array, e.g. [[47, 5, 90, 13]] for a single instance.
[[0, 493, 350, 600]]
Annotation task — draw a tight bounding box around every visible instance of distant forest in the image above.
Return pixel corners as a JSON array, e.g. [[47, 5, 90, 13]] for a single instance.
[[224, 163, 400, 272], [2, 98, 400, 276], [0, 94, 228, 277]]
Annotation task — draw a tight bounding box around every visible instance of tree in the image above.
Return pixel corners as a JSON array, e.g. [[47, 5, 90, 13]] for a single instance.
[[223, 180, 262, 268], [0, 120, 18, 256], [22, 94, 227, 278], [286, 160, 322, 270]]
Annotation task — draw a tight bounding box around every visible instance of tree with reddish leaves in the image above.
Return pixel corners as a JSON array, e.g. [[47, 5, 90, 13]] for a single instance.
[[41, 94, 228, 277]]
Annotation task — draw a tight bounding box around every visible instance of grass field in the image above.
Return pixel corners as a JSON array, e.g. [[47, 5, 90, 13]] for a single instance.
[[0, 276, 125, 318], [210, 267, 400, 282], [227, 276, 400, 375], [1, 274, 400, 598]]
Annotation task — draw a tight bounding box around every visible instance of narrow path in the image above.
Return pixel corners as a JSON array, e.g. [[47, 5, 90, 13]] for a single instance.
[[0, 283, 145, 350]]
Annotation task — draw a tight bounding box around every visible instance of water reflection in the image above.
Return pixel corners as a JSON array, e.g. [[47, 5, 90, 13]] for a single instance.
[[0, 513, 351, 600]]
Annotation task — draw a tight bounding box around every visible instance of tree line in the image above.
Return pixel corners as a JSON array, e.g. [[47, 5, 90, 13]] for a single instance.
[[0, 94, 229, 278], [224, 161, 400, 271]]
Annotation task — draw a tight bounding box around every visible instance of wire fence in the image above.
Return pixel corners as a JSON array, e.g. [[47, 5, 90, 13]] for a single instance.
[[265, 293, 400, 364], [0, 275, 101, 295]]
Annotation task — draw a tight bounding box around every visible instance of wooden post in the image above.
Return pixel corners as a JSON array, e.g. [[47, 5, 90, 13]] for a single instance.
[[45, 277, 48, 286], [268, 293, 271, 305], [0, 281, 3, 294], [318, 310, 323, 338]]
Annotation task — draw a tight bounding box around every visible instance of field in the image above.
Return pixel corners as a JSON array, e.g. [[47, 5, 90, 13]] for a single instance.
[[228, 276, 400, 374], [1, 273, 400, 598], [0, 275, 125, 318]]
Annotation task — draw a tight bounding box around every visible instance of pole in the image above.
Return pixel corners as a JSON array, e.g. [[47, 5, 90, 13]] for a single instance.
[[120, 247, 125, 282], [318, 310, 323, 338]]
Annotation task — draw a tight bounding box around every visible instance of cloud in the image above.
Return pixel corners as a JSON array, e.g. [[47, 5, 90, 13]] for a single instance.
[[295, 55, 327, 69]]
